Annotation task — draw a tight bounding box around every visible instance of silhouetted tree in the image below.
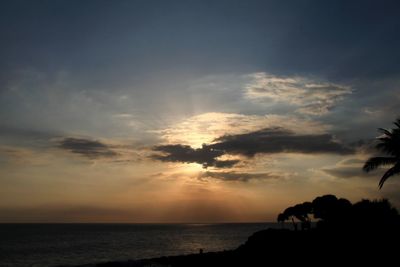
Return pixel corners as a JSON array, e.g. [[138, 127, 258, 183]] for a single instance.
[[351, 199, 399, 229], [280, 202, 313, 231], [288, 202, 312, 230], [312, 195, 352, 229], [277, 213, 288, 228], [363, 118, 400, 189], [282, 207, 298, 230], [279, 194, 399, 231]]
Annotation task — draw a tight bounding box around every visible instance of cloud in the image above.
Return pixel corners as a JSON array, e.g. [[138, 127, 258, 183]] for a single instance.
[[155, 112, 330, 148], [58, 137, 117, 159], [338, 158, 367, 166], [199, 171, 278, 182], [322, 166, 382, 179], [213, 159, 241, 168], [321, 157, 382, 179], [210, 127, 353, 157], [0, 125, 56, 140], [0, 125, 58, 149], [152, 127, 353, 168], [245, 72, 352, 115], [151, 144, 239, 168], [322, 167, 366, 179]]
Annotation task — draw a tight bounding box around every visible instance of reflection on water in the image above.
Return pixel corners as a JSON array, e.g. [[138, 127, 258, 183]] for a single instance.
[[0, 223, 283, 267]]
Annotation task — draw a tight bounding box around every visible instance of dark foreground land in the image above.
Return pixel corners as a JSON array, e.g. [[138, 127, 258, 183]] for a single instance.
[[68, 195, 400, 266], [68, 227, 400, 267]]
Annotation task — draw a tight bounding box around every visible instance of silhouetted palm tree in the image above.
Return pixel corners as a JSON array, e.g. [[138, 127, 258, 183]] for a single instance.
[[363, 118, 400, 189]]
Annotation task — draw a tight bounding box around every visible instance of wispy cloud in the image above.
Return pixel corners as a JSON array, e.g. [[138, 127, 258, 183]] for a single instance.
[[321, 157, 380, 179], [322, 166, 369, 179], [245, 72, 352, 115]]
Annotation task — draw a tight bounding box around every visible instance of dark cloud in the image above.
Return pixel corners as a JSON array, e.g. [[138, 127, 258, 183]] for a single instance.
[[213, 160, 240, 168], [0, 125, 55, 139], [1, 0, 399, 82], [58, 138, 117, 159], [199, 171, 278, 182], [210, 128, 353, 156], [0, 125, 58, 148], [151, 144, 238, 168], [152, 128, 354, 168]]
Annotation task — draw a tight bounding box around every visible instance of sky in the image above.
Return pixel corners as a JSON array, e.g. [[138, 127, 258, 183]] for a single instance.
[[1, 0, 400, 223]]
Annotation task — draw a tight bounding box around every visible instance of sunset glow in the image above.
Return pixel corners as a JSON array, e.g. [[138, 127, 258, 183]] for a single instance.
[[1, 0, 400, 223]]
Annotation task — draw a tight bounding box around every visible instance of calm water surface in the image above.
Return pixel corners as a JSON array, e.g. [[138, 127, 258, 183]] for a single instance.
[[0, 223, 278, 267]]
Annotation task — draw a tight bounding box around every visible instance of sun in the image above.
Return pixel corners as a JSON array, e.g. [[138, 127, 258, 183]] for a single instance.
[[182, 162, 205, 173]]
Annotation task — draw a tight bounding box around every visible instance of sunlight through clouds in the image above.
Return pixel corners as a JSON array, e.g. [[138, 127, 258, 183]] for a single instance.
[[156, 112, 330, 147]]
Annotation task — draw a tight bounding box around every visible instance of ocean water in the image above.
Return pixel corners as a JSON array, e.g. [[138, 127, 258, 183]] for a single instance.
[[0, 223, 277, 267]]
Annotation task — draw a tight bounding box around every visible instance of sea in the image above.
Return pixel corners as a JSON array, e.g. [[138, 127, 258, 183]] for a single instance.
[[0, 223, 279, 267]]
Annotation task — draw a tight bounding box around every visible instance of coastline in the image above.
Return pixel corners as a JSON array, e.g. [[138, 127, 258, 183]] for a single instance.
[[63, 227, 400, 267]]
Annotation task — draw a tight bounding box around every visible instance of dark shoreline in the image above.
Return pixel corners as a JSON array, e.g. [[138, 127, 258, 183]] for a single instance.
[[64, 227, 400, 267]]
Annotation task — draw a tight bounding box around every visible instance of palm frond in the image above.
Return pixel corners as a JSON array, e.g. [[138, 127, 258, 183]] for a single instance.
[[393, 118, 400, 128], [379, 163, 400, 189], [376, 137, 400, 156], [364, 118, 400, 188], [363, 157, 397, 172], [378, 128, 393, 137]]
